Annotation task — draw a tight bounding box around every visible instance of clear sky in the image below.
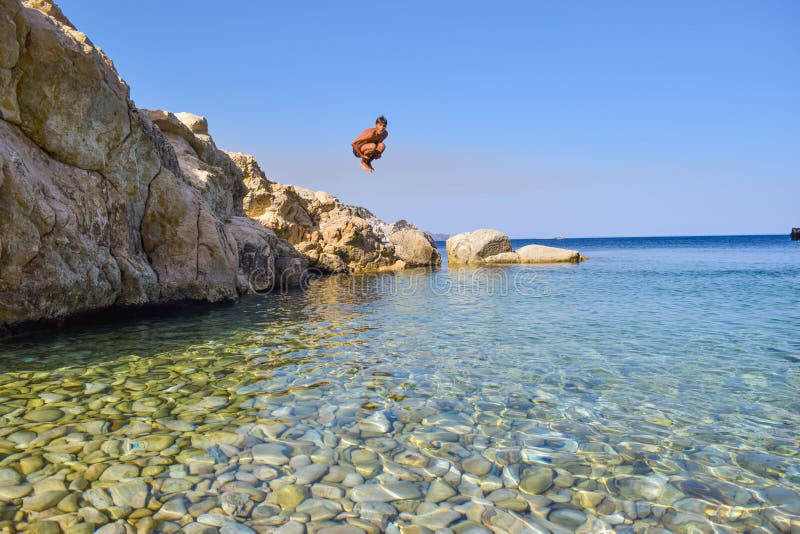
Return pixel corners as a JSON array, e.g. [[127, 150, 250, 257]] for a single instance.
[[58, 1, 798, 237]]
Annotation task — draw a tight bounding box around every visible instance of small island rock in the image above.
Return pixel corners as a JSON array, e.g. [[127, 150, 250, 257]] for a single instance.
[[447, 229, 582, 265], [446, 229, 512, 265], [516, 244, 581, 263]]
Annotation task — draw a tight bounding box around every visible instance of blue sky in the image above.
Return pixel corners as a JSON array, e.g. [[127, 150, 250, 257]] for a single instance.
[[58, 1, 798, 237]]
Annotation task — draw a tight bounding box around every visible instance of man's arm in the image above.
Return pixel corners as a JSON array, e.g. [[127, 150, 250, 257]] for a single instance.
[[352, 128, 375, 156]]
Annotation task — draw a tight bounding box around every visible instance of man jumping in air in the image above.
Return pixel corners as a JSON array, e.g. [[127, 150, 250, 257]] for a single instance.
[[352, 116, 388, 173]]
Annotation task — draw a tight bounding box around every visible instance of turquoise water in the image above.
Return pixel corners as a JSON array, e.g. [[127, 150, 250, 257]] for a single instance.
[[0, 235, 798, 532]]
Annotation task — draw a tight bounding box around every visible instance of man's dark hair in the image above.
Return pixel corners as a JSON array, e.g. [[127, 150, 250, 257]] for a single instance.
[[376, 115, 388, 126]]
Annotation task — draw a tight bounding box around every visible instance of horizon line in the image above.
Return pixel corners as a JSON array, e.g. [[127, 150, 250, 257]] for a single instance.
[[432, 232, 794, 241]]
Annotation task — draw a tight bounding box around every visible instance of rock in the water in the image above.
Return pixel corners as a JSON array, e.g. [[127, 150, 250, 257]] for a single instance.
[[317, 527, 365, 534], [446, 229, 511, 265], [519, 467, 554, 495], [549, 508, 587, 529], [78, 506, 109, 524], [410, 507, 462, 530], [350, 482, 422, 502], [84, 487, 115, 509], [29, 521, 61, 534], [389, 229, 441, 268], [516, 244, 580, 263], [154, 497, 188, 521], [252, 443, 290, 465], [294, 463, 329, 485], [295, 498, 342, 521], [275, 484, 308, 509], [23, 408, 64, 422], [220, 524, 256, 534], [22, 490, 69, 512], [425, 480, 457, 503], [0, 483, 33, 500], [483, 252, 520, 263], [311, 483, 345, 500], [95, 521, 129, 534], [251, 502, 281, 520], [100, 463, 140, 481], [109, 479, 149, 508], [358, 411, 393, 434], [462, 455, 492, 476], [160, 478, 193, 495], [446, 229, 582, 265], [274, 522, 306, 534], [0, 467, 22, 486]]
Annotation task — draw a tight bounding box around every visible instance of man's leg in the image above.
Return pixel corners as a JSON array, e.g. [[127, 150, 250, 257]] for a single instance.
[[364, 143, 385, 172], [358, 143, 376, 157], [369, 142, 385, 161], [357, 143, 377, 172], [359, 159, 374, 172]]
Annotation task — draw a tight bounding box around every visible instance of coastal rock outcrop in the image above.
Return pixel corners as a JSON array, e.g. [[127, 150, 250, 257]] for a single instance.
[[0, 0, 439, 333], [389, 229, 440, 267], [446, 229, 511, 264], [229, 152, 441, 273], [0, 0, 306, 333], [515, 244, 582, 263], [446, 229, 581, 265]]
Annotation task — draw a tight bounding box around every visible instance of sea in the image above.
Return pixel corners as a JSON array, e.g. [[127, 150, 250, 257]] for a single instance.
[[0, 234, 797, 532]]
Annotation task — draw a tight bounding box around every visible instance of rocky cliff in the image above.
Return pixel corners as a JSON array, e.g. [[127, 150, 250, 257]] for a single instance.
[[230, 152, 440, 273], [0, 0, 439, 335]]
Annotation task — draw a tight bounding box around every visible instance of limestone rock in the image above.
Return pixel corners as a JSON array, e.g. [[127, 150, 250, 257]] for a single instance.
[[389, 229, 441, 268], [446, 229, 512, 265], [516, 244, 581, 264], [1, 0, 435, 334], [447, 229, 581, 265], [0, 0, 308, 333], [483, 252, 520, 264], [143, 109, 247, 219], [230, 152, 440, 273]]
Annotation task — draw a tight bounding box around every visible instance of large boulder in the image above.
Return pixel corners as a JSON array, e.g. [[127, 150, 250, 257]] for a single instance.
[[446, 229, 512, 265], [389, 229, 441, 268], [516, 244, 580, 264], [447, 229, 581, 265], [230, 152, 441, 273], [0, 0, 306, 334]]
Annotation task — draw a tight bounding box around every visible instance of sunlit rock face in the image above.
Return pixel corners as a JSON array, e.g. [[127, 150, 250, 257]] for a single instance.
[[447, 229, 581, 265], [230, 152, 441, 273], [0, 0, 306, 333]]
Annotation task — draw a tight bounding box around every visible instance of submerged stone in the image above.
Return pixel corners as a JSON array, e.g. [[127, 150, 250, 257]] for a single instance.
[[351, 482, 422, 502], [22, 490, 69, 512], [0, 467, 22, 486], [519, 467, 553, 495], [294, 463, 329, 485], [24, 408, 64, 422], [425, 480, 457, 503], [276, 484, 308, 509], [252, 443, 291, 465], [0, 482, 33, 500], [109, 479, 149, 508]]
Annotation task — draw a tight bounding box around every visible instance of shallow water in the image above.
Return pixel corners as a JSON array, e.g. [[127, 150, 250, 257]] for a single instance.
[[0, 235, 798, 533]]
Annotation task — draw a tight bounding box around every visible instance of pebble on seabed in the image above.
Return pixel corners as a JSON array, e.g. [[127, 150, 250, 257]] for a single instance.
[[0, 345, 789, 534]]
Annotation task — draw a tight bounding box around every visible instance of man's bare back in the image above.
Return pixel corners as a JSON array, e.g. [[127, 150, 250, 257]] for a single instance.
[[352, 116, 388, 173]]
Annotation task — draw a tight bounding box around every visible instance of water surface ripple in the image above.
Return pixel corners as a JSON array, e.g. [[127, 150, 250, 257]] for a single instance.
[[0, 235, 798, 533]]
